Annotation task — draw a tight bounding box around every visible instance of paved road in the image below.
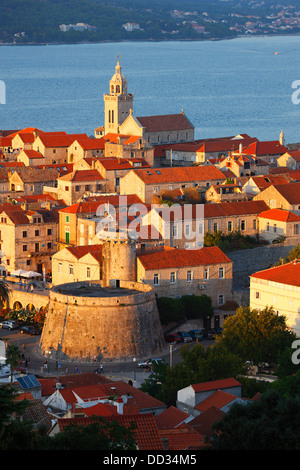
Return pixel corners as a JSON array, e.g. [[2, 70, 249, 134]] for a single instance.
[[0, 327, 213, 386]]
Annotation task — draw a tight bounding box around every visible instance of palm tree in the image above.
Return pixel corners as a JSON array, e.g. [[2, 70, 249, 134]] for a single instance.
[[0, 279, 9, 310], [5, 343, 20, 383]]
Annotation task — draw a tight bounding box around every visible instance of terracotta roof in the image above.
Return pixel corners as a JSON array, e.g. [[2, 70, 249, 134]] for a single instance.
[[250, 260, 300, 287], [155, 406, 191, 430], [0, 208, 29, 225], [258, 208, 300, 222], [242, 140, 287, 156], [58, 169, 104, 182], [195, 390, 240, 412], [21, 150, 45, 159], [38, 133, 89, 148], [191, 377, 241, 393], [0, 161, 25, 168], [189, 406, 225, 437], [59, 195, 143, 214], [66, 244, 102, 260], [138, 246, 232, 270], [269, 182, 300, 204], [204, 200, 269, 218], [131, 165, 226, 185], [159, 427, 204, 450], [38, 372, 112, 397], [136, 113, 194, 132], [11, 167, 59, 182], [97, 157, 150, 170], [57, 414, 164, 450], [281, 150, 300, 162], [75, 137, 105, 150], [248, 175, 291, 189]]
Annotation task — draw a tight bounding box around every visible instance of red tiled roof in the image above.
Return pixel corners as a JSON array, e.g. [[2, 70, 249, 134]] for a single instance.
[[282, 150, 300, 162], [269, 182, 300, 204], [250, 260, 300, 287], [136, 113, 194, 132], [59, 169, 104, 182], [38, 372, 112, 397], [155, 406, 191, 430], [38, 133, 89, 148], [59, 195, 143, 214], [131, 165, 226, 185], [57, 414, 163, 450], [75, 137, 105, 150], [159, 427, 204, 450], [195, 390, 240, 412], [138, 246, 232, 270], [191, 377, 241, 393], [22, 150, 45, 159], [249, 175, 291, 189], [204, 200, 269, 218], [189, 406, 225, 437], [258, 208, 300, 222], [242, 140, 287, 156], [66, 244, 103, 260], [0, 161, 25, 167]]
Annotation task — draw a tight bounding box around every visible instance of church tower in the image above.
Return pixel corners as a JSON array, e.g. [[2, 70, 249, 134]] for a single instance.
[[103, 59, 134, 134]]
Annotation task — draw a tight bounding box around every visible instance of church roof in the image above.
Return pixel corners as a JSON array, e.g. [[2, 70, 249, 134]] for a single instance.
[[136, 113, 194, 133]]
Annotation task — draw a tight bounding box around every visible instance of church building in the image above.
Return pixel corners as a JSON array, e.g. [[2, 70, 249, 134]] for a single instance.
[[95, 59, 195, 145]]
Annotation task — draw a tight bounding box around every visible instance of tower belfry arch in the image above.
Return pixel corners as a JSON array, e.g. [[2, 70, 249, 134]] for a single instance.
[[104, 58, 134, 134]]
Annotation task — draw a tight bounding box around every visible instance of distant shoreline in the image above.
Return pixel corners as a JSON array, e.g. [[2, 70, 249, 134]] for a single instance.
[[1, 32, 300, 46]]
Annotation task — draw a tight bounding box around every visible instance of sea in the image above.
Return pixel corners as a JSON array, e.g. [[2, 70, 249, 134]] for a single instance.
[[1, 35, 300, 144]]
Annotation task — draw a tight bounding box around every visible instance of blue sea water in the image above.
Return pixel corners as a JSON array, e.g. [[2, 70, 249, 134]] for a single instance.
[[1, 36, 300, 144]]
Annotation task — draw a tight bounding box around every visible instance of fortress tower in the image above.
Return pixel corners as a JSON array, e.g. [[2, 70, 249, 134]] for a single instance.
[[102, 236, 137, 288], [103, 59, 134, 134]]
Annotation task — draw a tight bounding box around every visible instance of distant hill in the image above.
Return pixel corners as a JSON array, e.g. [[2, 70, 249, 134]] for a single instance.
[[0, 0, 299, 44]]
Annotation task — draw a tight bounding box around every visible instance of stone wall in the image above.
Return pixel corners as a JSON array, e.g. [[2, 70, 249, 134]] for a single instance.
[[227, 243, 295, 290], [39, 280, 165, 362]]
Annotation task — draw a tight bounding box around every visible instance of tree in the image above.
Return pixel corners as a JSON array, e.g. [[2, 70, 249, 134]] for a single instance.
[[153, 343, 245, 406], [5, 343, 20, 382], [209, 390, 300, 450], [0, 279, 9, 309], [180, 294, 213, 320], [215, 305, 295, 364]]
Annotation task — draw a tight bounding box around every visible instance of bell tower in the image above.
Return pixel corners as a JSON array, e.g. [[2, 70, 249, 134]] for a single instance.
[[104, 57, 134, 134]]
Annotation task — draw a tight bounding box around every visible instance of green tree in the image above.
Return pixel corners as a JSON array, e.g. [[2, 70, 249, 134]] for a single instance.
[[0, 279, 9, 309], [216, 305, 295, 364], [5, 343, 20, 382], [155, 343, 245, 406], [209, 390, 300, 450], [180, 294, 213, 320]]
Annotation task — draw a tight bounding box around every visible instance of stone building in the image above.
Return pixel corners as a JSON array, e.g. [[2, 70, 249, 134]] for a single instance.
[[137, 245, 233, 309], [56, 169, 105, 205]]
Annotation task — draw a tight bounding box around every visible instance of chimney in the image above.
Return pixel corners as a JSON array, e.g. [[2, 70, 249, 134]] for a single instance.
[[116, 398, 124, 415]]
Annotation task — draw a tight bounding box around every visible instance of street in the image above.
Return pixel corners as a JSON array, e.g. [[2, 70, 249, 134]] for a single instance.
[[0, 327, 213, 382]]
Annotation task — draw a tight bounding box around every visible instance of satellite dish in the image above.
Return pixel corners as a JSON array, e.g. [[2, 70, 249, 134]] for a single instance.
[[121, 394, 128, 404]]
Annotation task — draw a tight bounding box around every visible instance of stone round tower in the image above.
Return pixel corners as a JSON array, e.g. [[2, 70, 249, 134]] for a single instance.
[[102, 237, 137, 287]]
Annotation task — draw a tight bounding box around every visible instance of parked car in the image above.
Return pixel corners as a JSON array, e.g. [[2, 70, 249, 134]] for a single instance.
[[188, 329, 204, 341], [164, 333, 181, 344], [138, 358, 163, 368], [177, 331, 193, 343], [0, 320, 19, 330], [202, 328, 215, 340], [20, 325, 41, 336]]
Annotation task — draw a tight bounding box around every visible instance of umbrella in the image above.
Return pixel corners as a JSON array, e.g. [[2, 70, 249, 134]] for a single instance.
[[10, 269, 27, 277], [22, 271, 42, 278]]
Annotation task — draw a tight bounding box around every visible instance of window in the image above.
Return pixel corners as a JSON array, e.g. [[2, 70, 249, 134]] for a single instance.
[[75, 185, 81, 192], [228, 221, 232, 232], [170, 272, 175, 284], [58, 262, 62, 274], [66, 216, 69, 223], [274, 224, 277, 233], [213, 222, 218, 232], [294, 224, 299, 235], [218, 294, 224, 306], [240, 220, 245, 231], [153, 274, 159, 285], [69, 264, 73, 275], [47, 229, 52, 236], [253, 219, 257, 230], [22, 245, 27, 252], [266, 223, 270, 232], [204, 268, 209, 279], [187, 270, 192, 282], [22, 231, 27, 238], [185, 224, 190, 236], [47, 242, 52, 249], [256, 292, 260, 299], [219, 267, 224, 279], [35, 230, 40, 237], [172, 226, 178, 237], [87, 267, 91, 278], [85, 185, 91, 191], [26, 259, 31, 266], [65, 186, 69, 191], [115, 178, 120, 187], [35, 243, 39, 252]]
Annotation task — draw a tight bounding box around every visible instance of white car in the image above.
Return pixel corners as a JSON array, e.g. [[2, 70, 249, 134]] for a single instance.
[[138, 358, 163, 368], [0, 320, 19, 330]]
